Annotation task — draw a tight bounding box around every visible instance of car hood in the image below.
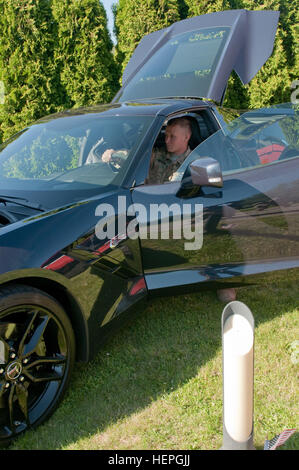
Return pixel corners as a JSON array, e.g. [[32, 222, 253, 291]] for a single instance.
[[114, 9, 279, 104]]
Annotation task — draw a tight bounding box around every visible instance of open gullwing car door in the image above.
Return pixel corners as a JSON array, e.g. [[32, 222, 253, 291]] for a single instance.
[[114, 9, 279, 104]]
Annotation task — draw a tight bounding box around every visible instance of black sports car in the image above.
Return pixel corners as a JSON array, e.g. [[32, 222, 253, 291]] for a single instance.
[[1, 9, 298, 442]]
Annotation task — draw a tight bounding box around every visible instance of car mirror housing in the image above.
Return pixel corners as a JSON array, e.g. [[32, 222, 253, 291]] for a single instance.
[[177, 157, 223, 197], [189, 157, 223, 188]]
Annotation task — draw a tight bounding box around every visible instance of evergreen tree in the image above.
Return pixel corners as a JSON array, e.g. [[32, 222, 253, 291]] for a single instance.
[[184, 0, 233, 16], [0, 0, 296, 144], [290, 4, 299, 84], [0, 0, 59, 141], [51, 0, 120, 108], [114, 0, 181, 76], [177, 0, 189, 19], [238, 0, 297, 107]]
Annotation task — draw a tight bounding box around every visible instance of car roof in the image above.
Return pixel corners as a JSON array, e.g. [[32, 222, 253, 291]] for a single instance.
[[34, 98, 214, 124]]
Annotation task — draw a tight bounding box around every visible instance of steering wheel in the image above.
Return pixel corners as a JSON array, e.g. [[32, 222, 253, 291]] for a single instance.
[[107, 150, 129, 172], [108, 156, 121, 172]]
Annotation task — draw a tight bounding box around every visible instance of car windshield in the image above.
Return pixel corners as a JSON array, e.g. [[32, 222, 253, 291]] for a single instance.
[[0, 114, 152, 196], [175, 103, 299, 178]]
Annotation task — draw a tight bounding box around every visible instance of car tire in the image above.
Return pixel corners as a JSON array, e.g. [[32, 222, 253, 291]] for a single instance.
[[0, 284, 75, 445]]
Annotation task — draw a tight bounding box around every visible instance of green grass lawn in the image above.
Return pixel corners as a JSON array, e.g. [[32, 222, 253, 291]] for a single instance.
[[10, 269, 299, 450]]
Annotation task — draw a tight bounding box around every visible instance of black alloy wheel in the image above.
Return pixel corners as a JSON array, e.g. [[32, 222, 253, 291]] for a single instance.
[[0, 285, 75, 445]]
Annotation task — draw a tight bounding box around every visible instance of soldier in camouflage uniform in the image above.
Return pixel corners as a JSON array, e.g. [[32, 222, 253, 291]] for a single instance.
[[146, 146, 191, 184], [146, 117, 192, 185]]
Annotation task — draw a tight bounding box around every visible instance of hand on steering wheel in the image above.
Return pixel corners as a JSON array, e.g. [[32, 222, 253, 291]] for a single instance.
[[102, 148, 114, 163], [100, 148, 119, 172], [103, 149, 129, 172]]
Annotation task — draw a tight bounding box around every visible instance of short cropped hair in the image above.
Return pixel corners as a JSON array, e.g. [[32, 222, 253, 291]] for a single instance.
[[167, 117, 192, 135]]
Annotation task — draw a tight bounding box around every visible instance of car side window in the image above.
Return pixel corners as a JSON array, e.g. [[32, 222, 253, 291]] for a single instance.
[[174, 111, 299, 178], [145, 112, 216, 185]]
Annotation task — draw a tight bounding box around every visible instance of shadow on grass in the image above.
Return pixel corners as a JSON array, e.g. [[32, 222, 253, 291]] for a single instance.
[[11, 269, 299, 450]]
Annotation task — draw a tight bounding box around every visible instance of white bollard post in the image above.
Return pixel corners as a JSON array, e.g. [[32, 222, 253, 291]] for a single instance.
[[220, 301, 255, 450]]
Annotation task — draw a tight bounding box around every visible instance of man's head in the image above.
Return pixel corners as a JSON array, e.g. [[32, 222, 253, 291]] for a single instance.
[[165, 117, 192, 155]]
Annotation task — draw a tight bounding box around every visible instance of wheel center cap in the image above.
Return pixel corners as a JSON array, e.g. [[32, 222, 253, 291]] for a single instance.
[[6, 361, 22, 381]]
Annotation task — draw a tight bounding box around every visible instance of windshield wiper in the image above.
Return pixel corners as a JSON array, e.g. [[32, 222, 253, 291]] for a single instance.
[[0, 195, 46, 212]]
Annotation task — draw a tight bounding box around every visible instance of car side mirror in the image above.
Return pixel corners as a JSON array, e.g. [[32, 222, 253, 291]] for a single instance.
[[177, 157, 223, 197]]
